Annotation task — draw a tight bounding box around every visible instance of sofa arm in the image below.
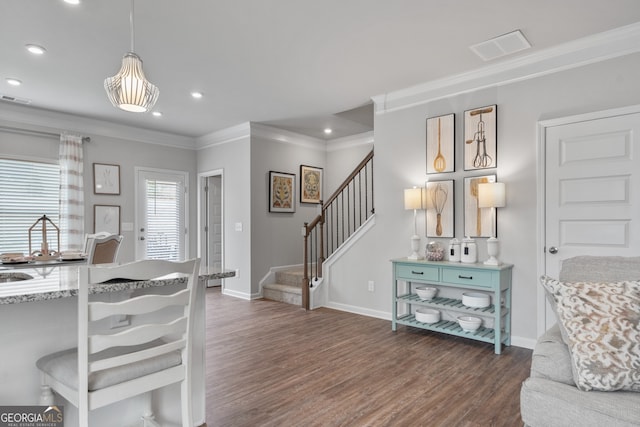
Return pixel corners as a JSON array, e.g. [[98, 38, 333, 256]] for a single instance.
[[521, 377, 640, 427]]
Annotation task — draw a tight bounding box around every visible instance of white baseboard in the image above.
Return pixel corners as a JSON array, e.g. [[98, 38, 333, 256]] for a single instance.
[[510, 335, 536, 350], [324, 301, 390, 321], [221, 288, 253, 300]]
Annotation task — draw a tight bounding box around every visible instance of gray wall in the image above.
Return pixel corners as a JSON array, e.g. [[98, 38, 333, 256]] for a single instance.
[[325, 52, 640, 345], [196, 135, 252, 298]]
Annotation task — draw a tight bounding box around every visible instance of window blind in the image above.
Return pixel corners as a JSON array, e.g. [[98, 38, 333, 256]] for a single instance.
[[0, 158, 60, 254], [145, 179, 183, 261]]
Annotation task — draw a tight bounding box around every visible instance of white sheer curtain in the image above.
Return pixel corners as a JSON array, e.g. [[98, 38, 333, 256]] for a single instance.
[[59, 133, 85, 251]]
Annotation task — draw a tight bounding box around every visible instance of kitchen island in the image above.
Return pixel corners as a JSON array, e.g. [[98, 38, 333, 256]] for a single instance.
[[0, 263, 234, 427]]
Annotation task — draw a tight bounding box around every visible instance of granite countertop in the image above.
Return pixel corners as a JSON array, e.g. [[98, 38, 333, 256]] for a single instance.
[[0, 264, 235, 305]]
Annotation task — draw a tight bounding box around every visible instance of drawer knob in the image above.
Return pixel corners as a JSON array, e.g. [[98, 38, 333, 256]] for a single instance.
[[458, 275, 473, 280], [411, 270, 424, 275]]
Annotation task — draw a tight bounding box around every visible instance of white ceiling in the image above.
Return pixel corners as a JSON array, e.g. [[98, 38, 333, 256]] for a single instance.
[[2, 1, 640, 140]]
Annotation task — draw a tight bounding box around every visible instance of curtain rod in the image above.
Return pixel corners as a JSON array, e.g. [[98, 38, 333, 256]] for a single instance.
[[0, 125, 91, 143]]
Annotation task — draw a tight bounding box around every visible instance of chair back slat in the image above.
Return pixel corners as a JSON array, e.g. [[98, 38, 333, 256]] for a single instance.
[[89, 289, 190, 321], [89, 316, 188, 355], [89, 339, 186, 372]]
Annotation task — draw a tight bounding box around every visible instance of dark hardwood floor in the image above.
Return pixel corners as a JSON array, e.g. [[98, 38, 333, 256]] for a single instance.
[[205, 287, 532, 427]]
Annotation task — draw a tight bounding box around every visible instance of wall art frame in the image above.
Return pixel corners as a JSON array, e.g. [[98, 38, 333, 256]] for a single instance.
[[425, 179, 455, 238], [426, 113, 455, 174], [300, 165, 323, 204], [464, 104, 497, 171], [94, 204, 121, 235], [269, 171, 296, 213], [464, 174, 496, 238], [93, 163, 121, 195]]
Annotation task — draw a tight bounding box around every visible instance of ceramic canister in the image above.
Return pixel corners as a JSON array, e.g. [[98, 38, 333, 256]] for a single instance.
[[448, 238, 461, 262], [461, 237, 477, 263]]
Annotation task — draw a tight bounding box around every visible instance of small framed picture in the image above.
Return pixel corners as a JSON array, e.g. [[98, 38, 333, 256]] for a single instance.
[[464, 174, 496, 238], [94, 204, 120, 235], [93, 163, 120, 195], [425, 180, 455, 238], [269, 171, 295, 213], [426, 113, 455, 174], [300, 165, 323, 204], [464, 105, 497, 170]]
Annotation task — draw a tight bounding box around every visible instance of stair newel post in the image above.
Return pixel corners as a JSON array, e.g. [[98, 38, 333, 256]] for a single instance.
[[302, 222, 310, 310]]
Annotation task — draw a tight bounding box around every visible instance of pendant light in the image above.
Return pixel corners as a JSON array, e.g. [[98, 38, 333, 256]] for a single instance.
[[104, 0, 159, 113]]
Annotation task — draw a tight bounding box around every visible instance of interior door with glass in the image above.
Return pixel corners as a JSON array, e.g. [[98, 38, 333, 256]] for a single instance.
[[136, 168, 188, 260]]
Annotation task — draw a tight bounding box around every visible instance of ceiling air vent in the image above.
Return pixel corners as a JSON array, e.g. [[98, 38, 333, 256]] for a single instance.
[[470, 30, 531, 61], [0, 94, 32, 105]]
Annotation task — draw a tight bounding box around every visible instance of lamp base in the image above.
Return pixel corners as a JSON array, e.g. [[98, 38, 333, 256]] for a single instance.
[[483, 237, 502, 265], [408, 235, 423, 260]]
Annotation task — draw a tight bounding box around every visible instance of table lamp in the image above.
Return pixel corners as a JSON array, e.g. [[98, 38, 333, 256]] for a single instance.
[[404, 187, 424, 260], [477, 182, 506, 265]]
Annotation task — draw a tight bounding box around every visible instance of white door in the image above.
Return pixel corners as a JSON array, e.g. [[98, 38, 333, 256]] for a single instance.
[[541, 107, 640, 332], [136, 168, 188, 260]]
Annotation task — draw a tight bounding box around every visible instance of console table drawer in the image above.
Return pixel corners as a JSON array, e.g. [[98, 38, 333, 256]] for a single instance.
[[442, 268, 492, 288], [396, 264, 439, 282]]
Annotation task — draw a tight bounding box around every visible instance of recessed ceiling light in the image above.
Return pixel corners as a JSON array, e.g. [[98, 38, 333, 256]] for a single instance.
[[6, 78, 22, 86], [64, 0, 80, 5], [191, 92, 203, 99], [152, 111, 162, 117], [26, 44, 46, 55], [324, 128, 332, 135]]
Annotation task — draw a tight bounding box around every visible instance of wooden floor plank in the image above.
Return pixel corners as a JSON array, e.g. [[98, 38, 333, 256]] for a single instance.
[[205, 287, 531, 426]]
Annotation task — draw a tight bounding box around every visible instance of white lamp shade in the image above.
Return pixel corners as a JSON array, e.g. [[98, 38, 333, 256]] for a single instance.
[[478, 182, 506, 208], [404, 188, 423, 210]]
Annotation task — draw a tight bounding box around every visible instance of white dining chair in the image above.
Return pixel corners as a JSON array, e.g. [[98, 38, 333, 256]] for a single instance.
[[36, 258, 201, 427], [86, 234, 123, 264]]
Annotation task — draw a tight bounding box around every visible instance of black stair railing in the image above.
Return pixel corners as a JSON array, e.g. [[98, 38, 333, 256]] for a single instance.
[[302, 150, 374, 309]]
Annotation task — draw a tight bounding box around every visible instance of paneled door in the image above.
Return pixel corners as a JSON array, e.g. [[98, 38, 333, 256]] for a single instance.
[[541, 107, 640, 332], [136, 168, 188, 260]]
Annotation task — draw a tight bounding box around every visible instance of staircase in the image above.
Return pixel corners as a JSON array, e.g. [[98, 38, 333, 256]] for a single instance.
[[262, 267, 304, 305], [263, 149, 375, 308]]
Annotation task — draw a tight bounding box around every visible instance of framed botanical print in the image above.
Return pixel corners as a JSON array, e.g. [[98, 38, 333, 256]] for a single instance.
[[269, 171, 295, 213], [425, 180, 454, 238], [300, 165, 323, 204], [464, 105, 497, 170], [94, 204, 120, 234], [464, 174, 496, 238], [93, 163, 120, 195], [426, 113, 455, 174]]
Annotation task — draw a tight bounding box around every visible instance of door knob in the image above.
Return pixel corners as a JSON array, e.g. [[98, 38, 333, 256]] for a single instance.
[[548, 246, 558, 254], [140, 237, 145, 241]]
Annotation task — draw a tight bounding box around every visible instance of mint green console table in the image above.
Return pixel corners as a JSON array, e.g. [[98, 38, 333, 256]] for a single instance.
[[391, 258, 513, 354]]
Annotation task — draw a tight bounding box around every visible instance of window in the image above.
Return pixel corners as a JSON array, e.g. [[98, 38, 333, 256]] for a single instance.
[[0, 158, 60, 254], [136, 168, 187, 261]]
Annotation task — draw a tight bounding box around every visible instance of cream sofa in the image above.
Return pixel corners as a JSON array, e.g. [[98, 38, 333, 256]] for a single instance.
[[520, 256, 640, 427]]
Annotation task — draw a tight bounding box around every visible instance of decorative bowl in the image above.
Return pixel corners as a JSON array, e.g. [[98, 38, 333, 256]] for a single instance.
[[457, 316, 482, 332], [415, 308, 441, 324], [462, 292, 490, 308], [415, 286, 437, 300]]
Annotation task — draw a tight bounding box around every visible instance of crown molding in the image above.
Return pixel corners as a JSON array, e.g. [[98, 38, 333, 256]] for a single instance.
[[373, 22, 640, 114], [196, 122, 251, 150], [0, 102, 196, 149], [250, 123, 326, 150], [325, 131, 374, 152]]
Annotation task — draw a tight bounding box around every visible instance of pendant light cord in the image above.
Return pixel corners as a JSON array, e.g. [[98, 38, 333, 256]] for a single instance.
[[129, 0, 135, 52]]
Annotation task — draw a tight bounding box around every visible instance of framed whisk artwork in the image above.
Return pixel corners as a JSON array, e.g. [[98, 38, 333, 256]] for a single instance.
[[464, 105, 497, 171], [464, 174, 496, 238], [426, 113, 455, 174], [425, 180, 454, 238]]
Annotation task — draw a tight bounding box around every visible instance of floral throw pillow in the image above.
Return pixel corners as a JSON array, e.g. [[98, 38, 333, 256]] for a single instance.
[[540, 276, 640, 392]]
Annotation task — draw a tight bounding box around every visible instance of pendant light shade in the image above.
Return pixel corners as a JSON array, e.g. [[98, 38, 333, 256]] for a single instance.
[[104, 0, 158, 113], [104, 52, 159, 112]]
